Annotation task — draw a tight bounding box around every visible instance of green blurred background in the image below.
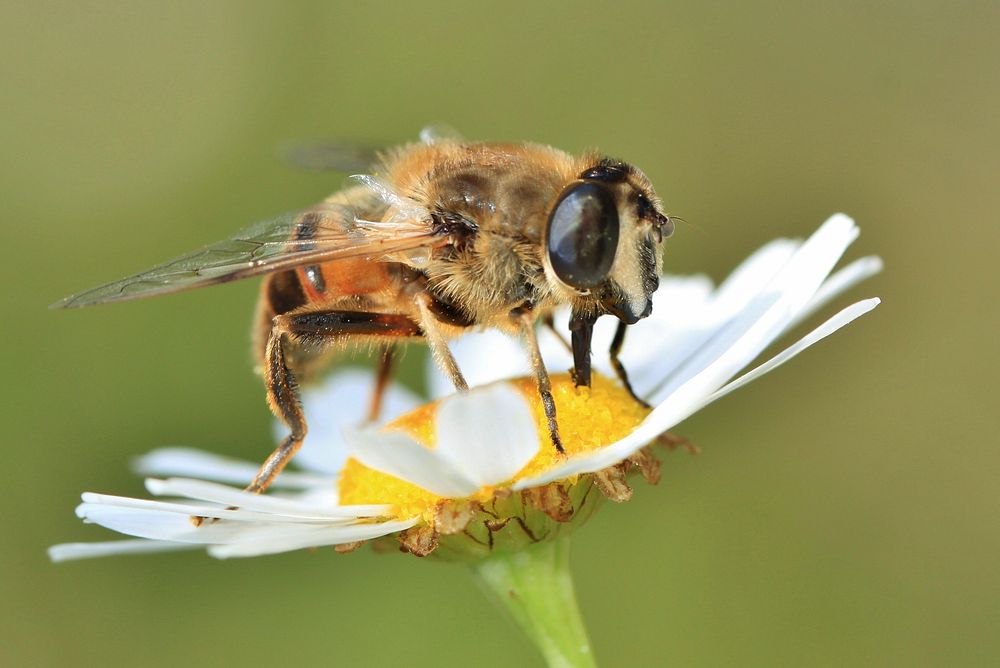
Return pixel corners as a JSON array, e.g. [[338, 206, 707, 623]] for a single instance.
[[2, 2, 997, 666]]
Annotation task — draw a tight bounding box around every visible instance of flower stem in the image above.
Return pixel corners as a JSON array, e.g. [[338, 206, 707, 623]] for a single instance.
[[472, 536, 597, 668]]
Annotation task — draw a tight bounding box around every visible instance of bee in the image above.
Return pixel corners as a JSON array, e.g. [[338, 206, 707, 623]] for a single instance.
[[55, 129, 674, 494]]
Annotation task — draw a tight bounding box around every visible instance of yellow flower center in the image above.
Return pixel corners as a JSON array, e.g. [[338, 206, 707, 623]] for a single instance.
[[338, 373, 650, 520]]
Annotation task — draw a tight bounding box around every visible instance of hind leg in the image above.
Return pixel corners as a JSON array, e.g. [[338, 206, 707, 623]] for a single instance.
[[246, 309, 421, 494]]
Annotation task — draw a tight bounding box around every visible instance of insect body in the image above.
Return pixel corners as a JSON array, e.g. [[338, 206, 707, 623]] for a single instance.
[[57, 134, 674, 494]]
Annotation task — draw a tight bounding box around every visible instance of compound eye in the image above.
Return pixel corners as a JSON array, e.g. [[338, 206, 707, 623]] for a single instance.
[[545, 181, 620, 290]]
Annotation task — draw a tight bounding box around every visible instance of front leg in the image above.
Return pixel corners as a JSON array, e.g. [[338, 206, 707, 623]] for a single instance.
[[514, 309, 565, 454], [248, 309, 422, 494], [609, 320, 650, 408]]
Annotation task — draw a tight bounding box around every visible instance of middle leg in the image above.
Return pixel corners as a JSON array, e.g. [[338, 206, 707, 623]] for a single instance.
[[515, 310, 565, 454], [366, 344, 397, 423]]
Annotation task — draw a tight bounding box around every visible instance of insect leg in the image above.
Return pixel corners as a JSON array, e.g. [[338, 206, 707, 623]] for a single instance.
[[609, 321, 650, 408], [415, 293, 468, 391], [516, 311, 565, 454], [366, 345, 397, 423], [245, 327, 306, 494], [247, 310, 421, 494]]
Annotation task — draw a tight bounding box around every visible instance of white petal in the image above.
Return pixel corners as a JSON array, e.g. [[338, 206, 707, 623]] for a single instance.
[[290, 368, 423, 475], [706, 298, 880, 404], [709, 238, 802, 319], [535, 315, 577, 373], [207, 518, 418, 559], [646, 214, 858, 404], [344, 428, 480, 497], [79, 492, 244, 520], [288, 485, 340, 509], [57, 501, 417, 559], [144, 478, 389, 519], [133, 448, 329, 489], [427, 330, 529, 398], [514, 297, 879, 489], [76, 492, 333, 526], [48, 539, 196, 562], [78, 490, 368, 529], [76, 502, 275, 543], [793, 255, 883, 329], [434, 385, 540, 487]]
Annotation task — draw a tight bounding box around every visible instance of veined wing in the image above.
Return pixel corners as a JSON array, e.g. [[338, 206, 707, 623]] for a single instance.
[[53, 204, 444, 309], [280, 140, 382, 173], [279, 125, 464, 172]]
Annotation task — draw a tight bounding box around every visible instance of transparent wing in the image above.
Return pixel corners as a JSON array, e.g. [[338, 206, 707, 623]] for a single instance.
[[279, 140, 382, 173], [279, 125, 464, 172], [419, 123, 464, 144], [53, 204, 444, 308]]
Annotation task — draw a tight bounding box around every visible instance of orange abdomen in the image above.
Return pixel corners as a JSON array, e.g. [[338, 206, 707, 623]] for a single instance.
[[296, 258, 393, 302]]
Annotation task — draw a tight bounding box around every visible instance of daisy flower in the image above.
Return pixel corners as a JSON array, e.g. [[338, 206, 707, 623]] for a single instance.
[[51, 213, 880, 667]]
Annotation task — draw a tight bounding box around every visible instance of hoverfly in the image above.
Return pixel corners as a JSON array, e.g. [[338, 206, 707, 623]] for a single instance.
[[56, 128, 674, 494]]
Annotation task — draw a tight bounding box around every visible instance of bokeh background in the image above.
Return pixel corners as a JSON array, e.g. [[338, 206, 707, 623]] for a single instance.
[[2, 2, 997, 666]]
